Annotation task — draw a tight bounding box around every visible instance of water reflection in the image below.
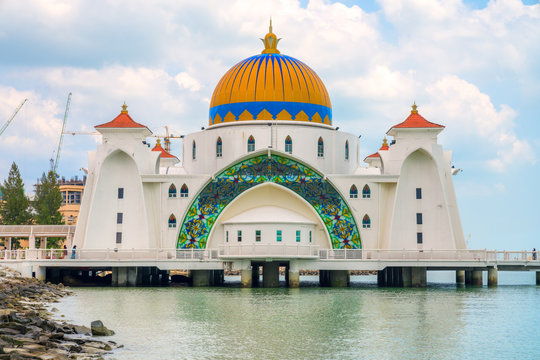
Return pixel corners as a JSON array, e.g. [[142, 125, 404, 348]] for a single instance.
[[55, 275, 540, 360]]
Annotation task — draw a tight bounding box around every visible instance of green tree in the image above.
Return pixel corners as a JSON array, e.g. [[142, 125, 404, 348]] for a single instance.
[[33, 170, 62, 225], [0, 162, 32, 225], [33, 170, 64, 249]]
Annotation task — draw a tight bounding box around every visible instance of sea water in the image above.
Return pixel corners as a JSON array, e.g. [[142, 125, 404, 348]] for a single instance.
[[55, 272, 540, 360]]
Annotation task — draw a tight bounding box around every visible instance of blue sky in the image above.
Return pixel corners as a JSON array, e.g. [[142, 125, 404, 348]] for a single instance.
[[0, 0, 539, 250]]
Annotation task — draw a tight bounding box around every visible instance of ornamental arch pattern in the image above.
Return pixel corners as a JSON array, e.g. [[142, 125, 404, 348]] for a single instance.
[[177, 153, 361, 249]]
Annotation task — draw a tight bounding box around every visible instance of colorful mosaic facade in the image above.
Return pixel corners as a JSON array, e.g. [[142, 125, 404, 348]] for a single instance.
[[177, 154, 361, 249]]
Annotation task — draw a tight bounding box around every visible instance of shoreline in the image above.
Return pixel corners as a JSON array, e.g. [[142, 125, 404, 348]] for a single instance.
[[0, 266, 121, 359]]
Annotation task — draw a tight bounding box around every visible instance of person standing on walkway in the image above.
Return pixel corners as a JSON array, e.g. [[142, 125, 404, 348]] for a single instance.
[[71, 245, 77, 259], [533, 248, 537, 261]]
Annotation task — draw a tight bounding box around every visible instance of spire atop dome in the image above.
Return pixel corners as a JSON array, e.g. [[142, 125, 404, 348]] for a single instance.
[[261, 18, 281, 54], [411, 102, 418, 114], [121, 101, 128, 114], [380, 138, 389, 150]]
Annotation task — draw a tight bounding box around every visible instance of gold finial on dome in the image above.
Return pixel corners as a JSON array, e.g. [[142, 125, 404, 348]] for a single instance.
[[261, 18, 281, 54], [382, 137, 388, 147], [411, 101, 418, 114], [156, 138, 161, 146], [121, 101, 128, 114]]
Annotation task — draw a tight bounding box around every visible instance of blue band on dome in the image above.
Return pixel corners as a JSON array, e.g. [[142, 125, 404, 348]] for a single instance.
[[210, 101, 332, 124]]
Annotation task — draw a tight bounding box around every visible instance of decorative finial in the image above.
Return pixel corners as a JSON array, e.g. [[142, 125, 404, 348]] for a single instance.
[[156, 138, 161, 146], [121, 101, 128, 114], [382, 137, 388, 147], [411, 102, 418, 114], [261, 18, 281, 54]]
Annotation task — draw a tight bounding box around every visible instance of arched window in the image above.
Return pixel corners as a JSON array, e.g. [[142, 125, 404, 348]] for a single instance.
[[285, 136, 292, 154], [317, 137, 324, 158], [168, 184, 177, 198], [350, 185, 358, 199], [216, 137, 222, 158], [362, 185, 371, 199], [345, 140, 349, 160], [180, 184, 188, 198], [168, 214, 177, 228], [247, 135, 255, 152], [192, 141, 196, 160], [362, 215, 371, 229]]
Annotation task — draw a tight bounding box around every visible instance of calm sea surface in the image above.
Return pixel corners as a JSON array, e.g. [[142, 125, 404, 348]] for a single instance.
[[54, 272, 540, 360]]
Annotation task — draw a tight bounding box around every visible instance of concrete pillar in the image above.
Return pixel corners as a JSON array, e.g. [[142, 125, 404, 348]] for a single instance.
[[114, 267, 128, 286], [191, 270, 211, 287], [19, 264, 32, 278], [536, 272, 540, 286], [329, 270, 349, 287], [487, 268, 498, 287], [211, 270, 224, 286], [456, 270, 465, 285], [241, 269, 252, 288], [251, 266, 260, 287], [34, 266, 46, 281], [288, 261, 300, 288], [402, 267, 412, 287], [472, 270, 483, 286], [29, 234, 36, 250], [465, 270, 472, 285], [263, 262, 280, 288], [320, 270, 330, 287], [377, 269, 386, 287], [411, 267, 427, 287]]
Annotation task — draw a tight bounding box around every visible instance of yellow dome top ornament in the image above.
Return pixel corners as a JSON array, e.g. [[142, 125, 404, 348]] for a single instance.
[[261, 18, 281, 54]]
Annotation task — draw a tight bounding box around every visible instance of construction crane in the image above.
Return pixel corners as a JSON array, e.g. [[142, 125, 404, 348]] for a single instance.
[[52, 93, 72, 173], [0, 98, 28, 137], [151, 126, 184, 152], [64, 131, 99, 136]]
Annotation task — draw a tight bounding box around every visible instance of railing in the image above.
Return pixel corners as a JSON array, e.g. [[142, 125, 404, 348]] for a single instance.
[[218, 244, 320, 258], [0, 248, 539, 263]]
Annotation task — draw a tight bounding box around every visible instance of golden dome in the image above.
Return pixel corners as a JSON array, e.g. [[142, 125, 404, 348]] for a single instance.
[[209, 22, 332, 126]]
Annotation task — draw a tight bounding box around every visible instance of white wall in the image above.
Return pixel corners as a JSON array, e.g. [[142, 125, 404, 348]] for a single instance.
[[182, 122, 359, 176], [223, 223, 315, 245]]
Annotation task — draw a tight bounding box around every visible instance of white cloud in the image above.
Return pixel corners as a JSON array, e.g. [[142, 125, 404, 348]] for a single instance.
[[174, 72, 201, 92], [425, 75, 535, 171]]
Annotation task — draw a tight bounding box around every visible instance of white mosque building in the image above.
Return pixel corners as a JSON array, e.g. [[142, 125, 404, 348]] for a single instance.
[[73, 24, 466, 281]]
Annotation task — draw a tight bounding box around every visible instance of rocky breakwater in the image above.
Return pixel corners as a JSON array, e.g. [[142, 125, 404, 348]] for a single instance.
[[0, 267, 120, 359]]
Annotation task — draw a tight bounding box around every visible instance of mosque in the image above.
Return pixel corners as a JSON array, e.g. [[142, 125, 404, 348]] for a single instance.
[[73, 23, 466, 285]]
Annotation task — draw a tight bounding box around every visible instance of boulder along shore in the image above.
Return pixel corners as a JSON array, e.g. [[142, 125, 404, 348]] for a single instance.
[[0, 267, 121, 359]]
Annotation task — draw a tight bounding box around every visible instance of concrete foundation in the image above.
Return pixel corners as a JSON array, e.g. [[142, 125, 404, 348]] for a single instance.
[[288, 270, 300, 288], [472, 270, 483, 286], [465, 270, 472, 285], [320, 270, 330, 287], [34, 266, 46, 281], [402, 267, 412, 287], [487, 268, 498, 287], [241, 269, 252, 288], [456, 270, 465, 285], [329, 270, 349, 287], [263, 262, 279, 288], [251, 266, 260, 287], [411, 267, 427, 287], [191, 270, 224, 287]]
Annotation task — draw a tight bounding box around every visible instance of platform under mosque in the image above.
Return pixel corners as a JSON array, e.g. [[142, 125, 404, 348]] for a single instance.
[[1, 246, 540, 288]]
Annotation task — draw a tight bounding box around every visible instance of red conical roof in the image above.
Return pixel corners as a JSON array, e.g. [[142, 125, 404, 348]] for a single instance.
[[95, 103, 149, 129], [151, 139, 177, 158], [364, 138, 389, 161], [390, 103, 444, 130]]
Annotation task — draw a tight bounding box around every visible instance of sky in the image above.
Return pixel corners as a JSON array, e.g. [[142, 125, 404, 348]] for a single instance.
[[0, 0, 539, 250]]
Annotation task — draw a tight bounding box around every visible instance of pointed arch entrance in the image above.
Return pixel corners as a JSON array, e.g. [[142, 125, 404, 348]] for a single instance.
[[177, 153, 361, 249]]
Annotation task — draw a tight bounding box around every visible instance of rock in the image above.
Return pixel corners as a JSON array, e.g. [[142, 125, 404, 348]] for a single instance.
[[90, 320, 115, 336], [72, 325, 92, 335]]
